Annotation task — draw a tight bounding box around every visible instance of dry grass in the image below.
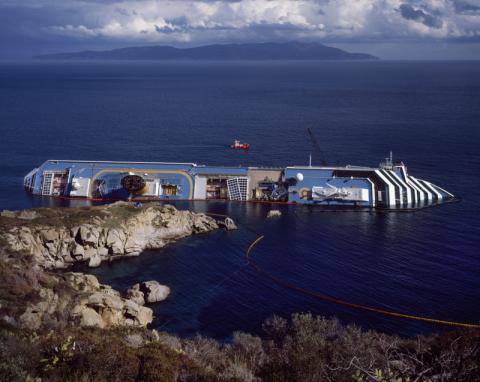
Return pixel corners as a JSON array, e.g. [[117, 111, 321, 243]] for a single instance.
[[0, 203, 150, 231]]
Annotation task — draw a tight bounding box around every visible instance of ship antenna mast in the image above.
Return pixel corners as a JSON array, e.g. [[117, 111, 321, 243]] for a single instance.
[[382, 150, 393, 169], [307, 128, 327, 166]]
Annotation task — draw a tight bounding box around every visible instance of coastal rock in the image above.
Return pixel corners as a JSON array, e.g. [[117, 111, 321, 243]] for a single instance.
[[19, 308, 43, 330], [267, 210, 282, 218], [0, 204, 219, 331], [84, 247, 96, 260], [88, 253, 102, 268], [65, 272, 100, 291], [127, 281, 171, 304], [41, 229, 59, 242], [72, 243, 85, 258], [16, 272, 153, 329], [66, 273, 153, 328], [18, 287, 59, 330], [126, 288, 145, 306], [141, 281, 171, 303], [123, 300, 153, 326], [124, 237, 144, 256], [17, 210, 38, 220], [97, 246, 109, 259], [193, 213, 220, 233], [75, 307, 105, 328], [0, 210, 16, 218], [106, 228, 126, 255], [99, 285, 121, 297], [1, 204, 219, 270], [218, 217, 238, 231], [63, 253, 76, 264], [1, 204, 217, 329], [78, 225, 100, 247]]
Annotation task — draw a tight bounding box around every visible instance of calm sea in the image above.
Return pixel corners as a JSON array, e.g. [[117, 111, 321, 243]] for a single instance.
[[0, 60, 479, 338]]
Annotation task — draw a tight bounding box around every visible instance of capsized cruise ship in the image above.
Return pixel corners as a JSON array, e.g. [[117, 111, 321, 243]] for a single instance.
[[24, 154, 454, 209]]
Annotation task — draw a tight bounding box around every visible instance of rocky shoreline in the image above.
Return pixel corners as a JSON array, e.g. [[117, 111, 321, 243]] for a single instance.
[[1, 204, 479, 381], [1, 202, 219, 269], [0, 203, 221, 331]]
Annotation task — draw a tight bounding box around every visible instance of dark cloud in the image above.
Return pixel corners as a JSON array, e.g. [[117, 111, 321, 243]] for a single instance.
[[115, 7, 131, 16], [165, 16, 189, 29], [399, 3, 443, 28], [453, 0, 480, 14], [154, 24, 176, 34]]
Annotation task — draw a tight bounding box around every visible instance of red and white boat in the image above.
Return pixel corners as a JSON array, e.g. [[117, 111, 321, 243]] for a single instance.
[[230, 140, 250, 149]]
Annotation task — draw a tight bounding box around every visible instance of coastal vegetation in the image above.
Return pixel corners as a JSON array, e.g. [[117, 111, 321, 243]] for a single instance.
[[1, 310, 478, 381], [0, 204, 478, 381]]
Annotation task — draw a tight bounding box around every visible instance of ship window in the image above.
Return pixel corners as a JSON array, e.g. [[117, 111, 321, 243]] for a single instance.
[[206, 177, 228, 199], [160, 178, 181, 185], [51, 172, 69, 195], [162, 184, 178, 196]]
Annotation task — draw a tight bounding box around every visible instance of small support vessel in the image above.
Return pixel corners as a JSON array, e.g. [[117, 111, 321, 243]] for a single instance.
[[230, 140, 250, 149]]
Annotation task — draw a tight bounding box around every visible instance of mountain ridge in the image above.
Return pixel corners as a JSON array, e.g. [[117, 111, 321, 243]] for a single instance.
[[34, 41, 378, 60]]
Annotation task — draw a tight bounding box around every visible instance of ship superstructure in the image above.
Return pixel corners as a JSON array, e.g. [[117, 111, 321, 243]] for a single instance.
[[24, 156, 453, 209]]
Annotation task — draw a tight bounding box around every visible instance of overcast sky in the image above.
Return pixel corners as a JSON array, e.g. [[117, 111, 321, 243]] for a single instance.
[[1, 0, 480, 59]]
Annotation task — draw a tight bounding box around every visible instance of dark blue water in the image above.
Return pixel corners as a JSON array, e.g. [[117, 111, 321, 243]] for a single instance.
[[1, 61, 479, 338]]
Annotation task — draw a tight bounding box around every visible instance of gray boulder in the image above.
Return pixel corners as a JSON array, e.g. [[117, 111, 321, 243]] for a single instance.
[[0, 210, 16, 218], [267, 210, 282, 218], [126, 287, 145, 306], [128, 281, 170, 304], [78, 225, 100, 247], [18, 210, 38, 220], [142, 281, 170, 303], [218, 217, 238, 231], [41, 229, 59, 242], [88, 253, 102, 268]]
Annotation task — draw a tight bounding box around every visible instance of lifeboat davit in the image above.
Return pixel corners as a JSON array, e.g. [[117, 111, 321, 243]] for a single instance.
[[230, 140, 250, 149]]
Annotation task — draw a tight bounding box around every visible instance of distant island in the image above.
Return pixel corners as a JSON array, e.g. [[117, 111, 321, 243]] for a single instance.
[[34, 41, 377, 60]]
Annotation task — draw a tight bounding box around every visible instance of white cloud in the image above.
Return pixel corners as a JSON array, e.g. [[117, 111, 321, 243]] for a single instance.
[[9, 0, 480, 43]]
